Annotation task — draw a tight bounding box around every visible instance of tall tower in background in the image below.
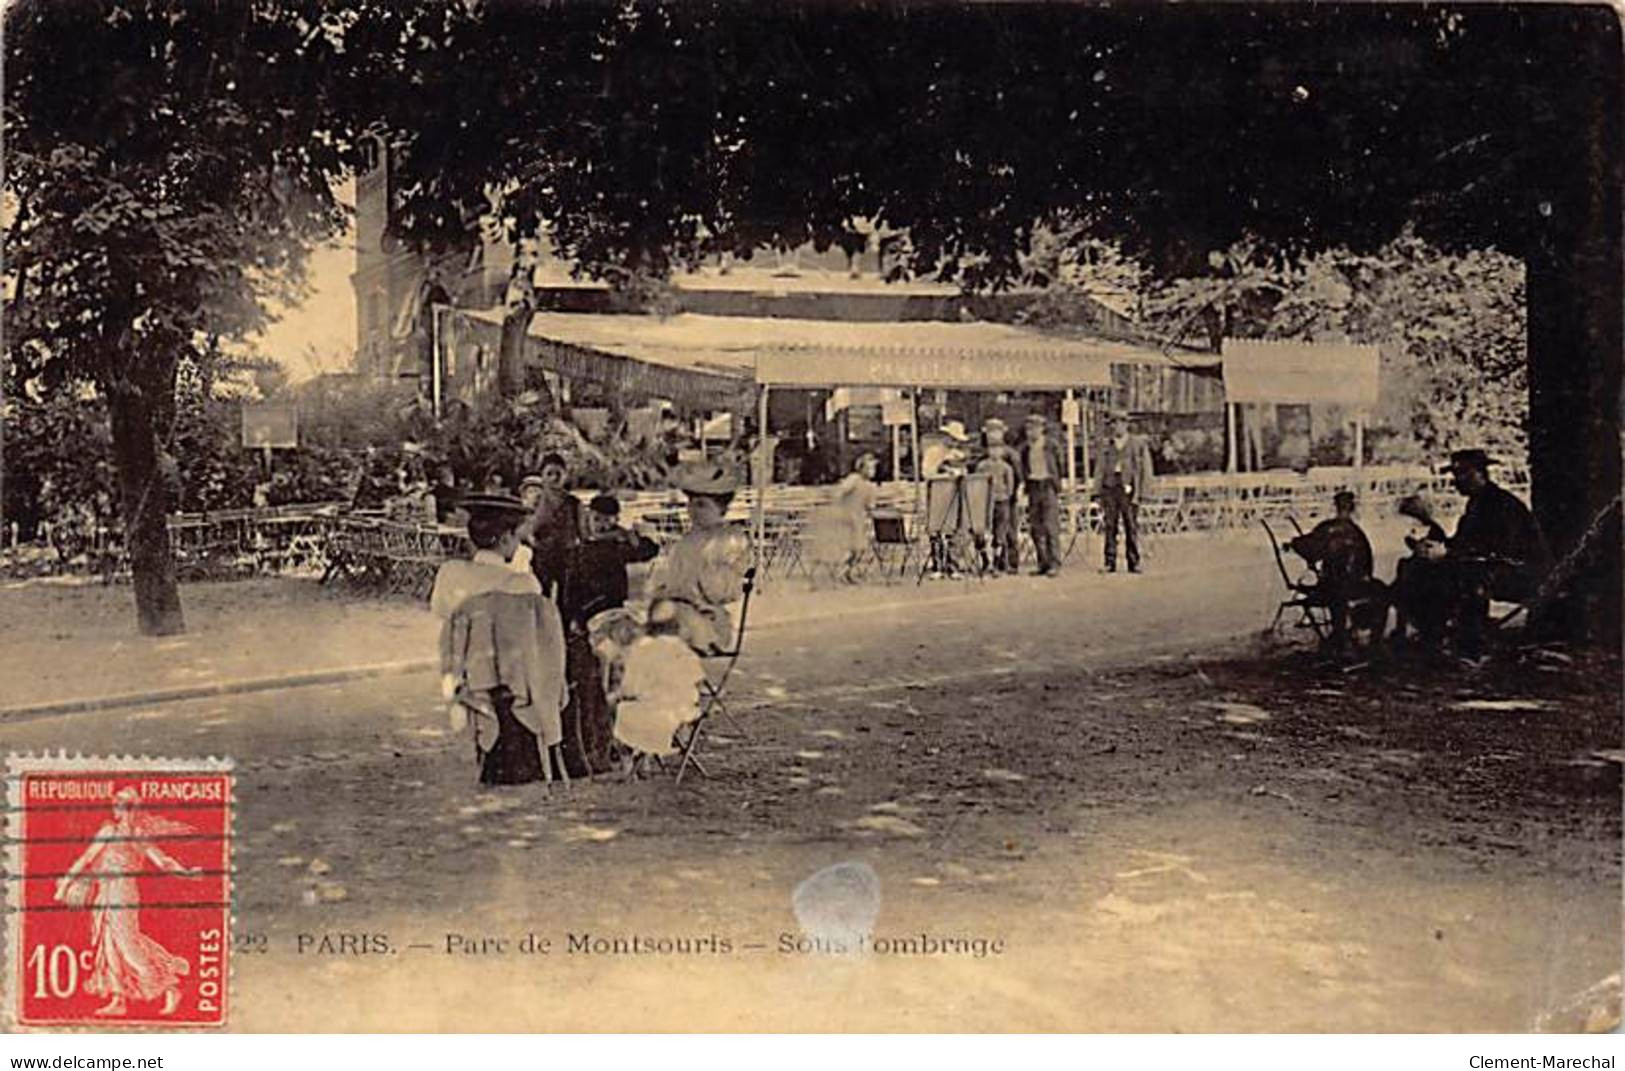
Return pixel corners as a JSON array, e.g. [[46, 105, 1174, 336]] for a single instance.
[[350, 137, 508, 382]]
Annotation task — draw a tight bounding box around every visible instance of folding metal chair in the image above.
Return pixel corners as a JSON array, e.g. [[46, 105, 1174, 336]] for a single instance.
[[674, 567, 758, 785], [1261, 518, 1329, 641], [867, 512, 917, 581]]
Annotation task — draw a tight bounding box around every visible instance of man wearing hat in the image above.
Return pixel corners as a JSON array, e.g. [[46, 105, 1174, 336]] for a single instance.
[[920, 420, 971, 577], [1094, 412, 1157, 573], [921, 419, 971, 478], [1015, 413, 1066, 576], [1393, 449, 1552, 657], [431, 492, 568, 786], [1289, 490, 1381, 651], [977, 418, 1021, 574]]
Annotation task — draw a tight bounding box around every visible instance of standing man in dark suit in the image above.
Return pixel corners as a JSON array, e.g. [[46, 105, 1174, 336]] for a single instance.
[[1017, 413, 1066, 577], [1094, 412, 1157, 573]]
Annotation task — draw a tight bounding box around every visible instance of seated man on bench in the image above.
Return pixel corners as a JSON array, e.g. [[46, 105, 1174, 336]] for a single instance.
[[1390, 449, 1553, 660], [1289, 490, 1385, 652]]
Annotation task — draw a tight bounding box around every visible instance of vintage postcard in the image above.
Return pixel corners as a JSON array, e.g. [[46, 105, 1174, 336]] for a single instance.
[[1, 0, 1619, 1036]]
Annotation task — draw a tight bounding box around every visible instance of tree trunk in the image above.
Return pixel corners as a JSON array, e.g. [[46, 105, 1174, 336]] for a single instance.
[[107, 383, 186, 636], [497, 296, 533, 400], [1524, 21, 1622, 645]]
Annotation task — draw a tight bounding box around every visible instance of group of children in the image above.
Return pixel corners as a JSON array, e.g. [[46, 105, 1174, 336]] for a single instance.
[[429, 459, 751, 787]]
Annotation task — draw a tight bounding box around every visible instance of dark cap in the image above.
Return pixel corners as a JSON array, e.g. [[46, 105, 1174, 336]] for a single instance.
[[540, 452, 569, 471], [588, 493, 621, 517], [1333, 490, 1357, 509], [1444, 449, 1498, 473]]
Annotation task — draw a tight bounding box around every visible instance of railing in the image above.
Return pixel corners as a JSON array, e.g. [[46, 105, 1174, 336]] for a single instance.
[[1, 466, 1523, 588]]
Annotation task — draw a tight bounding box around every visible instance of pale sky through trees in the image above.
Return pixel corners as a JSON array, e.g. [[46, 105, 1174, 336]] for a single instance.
[[252, 180, 357, 382]]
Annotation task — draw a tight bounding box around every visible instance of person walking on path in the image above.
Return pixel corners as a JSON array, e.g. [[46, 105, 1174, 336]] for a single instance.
[[1094, 412, 1157, 573], [1016, 413, 1065, 577], [805, 452, 882, 586]]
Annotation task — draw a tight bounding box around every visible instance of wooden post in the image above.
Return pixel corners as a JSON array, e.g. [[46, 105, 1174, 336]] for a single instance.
[[909, 387, 923, 516], [1353, 414, 1365, 471], [430, 304, 443, 420], [1077, 390, 1092, 559], [1064, 388, 1078, 492], [1078, 390, 1092, 490], [1225, 402, 1238, 474], [891, 419, 903, 484], [753, 384, 770, 573]]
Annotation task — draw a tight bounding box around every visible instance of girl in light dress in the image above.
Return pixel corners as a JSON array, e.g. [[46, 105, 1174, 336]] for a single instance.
[[804, 452, 880, 586], [605, 602, 706, 774]]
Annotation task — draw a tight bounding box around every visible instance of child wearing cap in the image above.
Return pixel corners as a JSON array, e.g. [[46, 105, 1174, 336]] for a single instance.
[[559, 494, 661, 629]]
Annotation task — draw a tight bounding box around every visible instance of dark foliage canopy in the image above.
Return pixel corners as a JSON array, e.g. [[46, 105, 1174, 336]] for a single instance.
[[379, 3, 1619, 289]]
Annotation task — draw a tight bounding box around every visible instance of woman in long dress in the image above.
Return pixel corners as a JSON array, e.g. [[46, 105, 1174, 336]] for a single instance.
[[433, 492, 568, 786], [54, 788, 202, 1017], [646, 462, 751, 654], [804, 452, 880, 586]]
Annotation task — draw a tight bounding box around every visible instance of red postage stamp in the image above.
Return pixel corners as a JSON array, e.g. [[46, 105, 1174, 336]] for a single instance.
[[5, 755, 233, 1030]]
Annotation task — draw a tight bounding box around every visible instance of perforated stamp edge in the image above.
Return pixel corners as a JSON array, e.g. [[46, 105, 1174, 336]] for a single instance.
[[3, 752, 236, 1033]]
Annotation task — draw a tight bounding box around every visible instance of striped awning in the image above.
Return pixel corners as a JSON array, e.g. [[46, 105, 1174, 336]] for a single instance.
[[442, 307, 1206, 398]]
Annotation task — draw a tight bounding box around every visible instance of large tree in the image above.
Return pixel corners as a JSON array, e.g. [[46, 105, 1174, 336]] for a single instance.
[[380, 1, 1619, 639], [4, 1, 371, 633]]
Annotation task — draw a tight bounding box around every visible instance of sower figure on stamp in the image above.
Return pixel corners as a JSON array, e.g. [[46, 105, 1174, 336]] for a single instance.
[[1016, 413, 1065, 577], [54, 787, 204, 1018], [1094, 412, 1156, 574], [432, 492, 569, 786]]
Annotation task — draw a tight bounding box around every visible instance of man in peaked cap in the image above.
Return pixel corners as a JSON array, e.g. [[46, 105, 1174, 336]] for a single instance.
[[1016, 413, 1066, 576], [1289, 490, 1382, 652], [1392, 449, 1553, 659]]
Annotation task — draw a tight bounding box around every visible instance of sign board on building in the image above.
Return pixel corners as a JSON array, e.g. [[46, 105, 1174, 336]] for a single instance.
[[1220, 339, 1381, 409], [882, 398, 914, 426], [758, 350, 1115, 390], [241, 404, 298, 449], [845, 405, 885, 442]]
